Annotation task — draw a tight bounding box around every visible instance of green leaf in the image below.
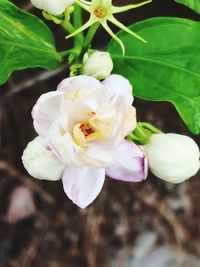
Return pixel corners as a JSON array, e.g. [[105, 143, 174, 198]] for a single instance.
[[175, 0, 200, 15], [107, 17, 200, 135], [0, 0, 61, 85]]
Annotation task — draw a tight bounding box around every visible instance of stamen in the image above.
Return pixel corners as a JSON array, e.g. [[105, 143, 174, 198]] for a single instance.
[[94, 7, 106, 18], [80, 122, 95, 137]]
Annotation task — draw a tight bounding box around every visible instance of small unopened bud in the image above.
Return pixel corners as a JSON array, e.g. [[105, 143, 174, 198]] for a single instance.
[[144, 133, 200, 183], [82, 51, 113, 80], [22, 136, 65, 181], [31, 0, 74, 16]]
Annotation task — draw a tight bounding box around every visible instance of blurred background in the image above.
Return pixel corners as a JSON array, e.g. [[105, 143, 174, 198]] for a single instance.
[[0, 0, 200, 266]]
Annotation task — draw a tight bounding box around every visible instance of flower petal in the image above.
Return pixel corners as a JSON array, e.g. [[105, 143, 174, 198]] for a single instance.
[[22, 136, 65, 181], [57, 75, 104, 93], [102, 74, 133, 106], [62, 166, 105, 208], [108, 15, 146, 43], [65, 17, 96, 40], [111, 0, 152, 14], [45, 122, 80, 165], [106, 140, 148, 182], [92, 0, 112, 7], [76, 0, 91, 12], [32, 91, 64, 137], [79, 143, 114, 167], [101, 21, 125, 55], [123, 106, 137, 137]]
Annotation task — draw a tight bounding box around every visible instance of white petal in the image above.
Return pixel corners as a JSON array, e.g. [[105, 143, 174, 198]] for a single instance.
[[89, 100, 116, 138], [32, 91, 64, 137], [106, 140, 148, 182], [45, 123, 81, 165], [102, 74, 133, 106], [57, 75, 104, 93], [122, 106, 137, 137], [79, 143, 114, 167], [22, 136, 65, 181], [62, 166, 105, 208]]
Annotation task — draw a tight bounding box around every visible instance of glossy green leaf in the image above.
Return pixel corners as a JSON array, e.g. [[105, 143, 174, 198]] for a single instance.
[[0, 0, 61, 85], [175, 0, 200, 15], [107, 17, 200, 135]]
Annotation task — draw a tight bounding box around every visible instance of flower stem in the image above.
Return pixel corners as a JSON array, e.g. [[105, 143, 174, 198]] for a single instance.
[[84, 22, 100, 50], [127, 122, 163, 145], [60, 49, 74, 59], [139, 122, 162, 134], [73, 4, 84, 48], [61, 20, 83, 46]]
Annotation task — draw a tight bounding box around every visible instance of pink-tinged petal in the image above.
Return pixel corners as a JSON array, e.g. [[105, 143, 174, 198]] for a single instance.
[[62, 166, 105, 208], [57, 75, 104, 93], [32, 91, 64, 137], [102, 74, 133, 105], [106, 140, 148, 182]]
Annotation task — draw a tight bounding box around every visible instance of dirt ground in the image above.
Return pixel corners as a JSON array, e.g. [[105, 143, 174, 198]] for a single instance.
[[0, 1, 200, 267]]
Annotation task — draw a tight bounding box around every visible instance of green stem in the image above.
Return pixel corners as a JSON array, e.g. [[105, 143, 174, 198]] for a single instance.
[[139, 122, 162, 134], [61, 6, 99, 73], [84, 22, 100, 50], [71, 23, 100, 69], [60, 49, 74, 59], [127, 122, 163, 146], [133, 126, 148, 139], [73, 3, 84, 45], [128, 133, 143, 142], [61, 20, 83, 46]]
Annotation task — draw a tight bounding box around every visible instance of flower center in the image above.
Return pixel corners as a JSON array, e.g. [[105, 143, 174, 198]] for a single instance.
[[94, 7, 106, 18], [80, 122, 95, 137]]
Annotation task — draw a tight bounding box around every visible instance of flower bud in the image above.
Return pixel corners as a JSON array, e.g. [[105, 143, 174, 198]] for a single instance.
[[82, 51, 113, 80], [22, 136, 65, 181], [144, 133, 200, 183], [31, 0, 74, 16]]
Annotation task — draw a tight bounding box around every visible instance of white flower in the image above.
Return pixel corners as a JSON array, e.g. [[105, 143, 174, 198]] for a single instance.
[[82, 51, 113, 80], [22, 75, 148, 208], [31, 0, 75, 16], [67, 0, 152, 54], [144, 133, 200, 183]]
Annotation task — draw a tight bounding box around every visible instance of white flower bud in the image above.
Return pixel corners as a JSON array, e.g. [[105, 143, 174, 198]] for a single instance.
[[144, 133, 200, 183], [31, 0, 74, 16], [22, 136, 65, 181], [82, 51, 113, 80]]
